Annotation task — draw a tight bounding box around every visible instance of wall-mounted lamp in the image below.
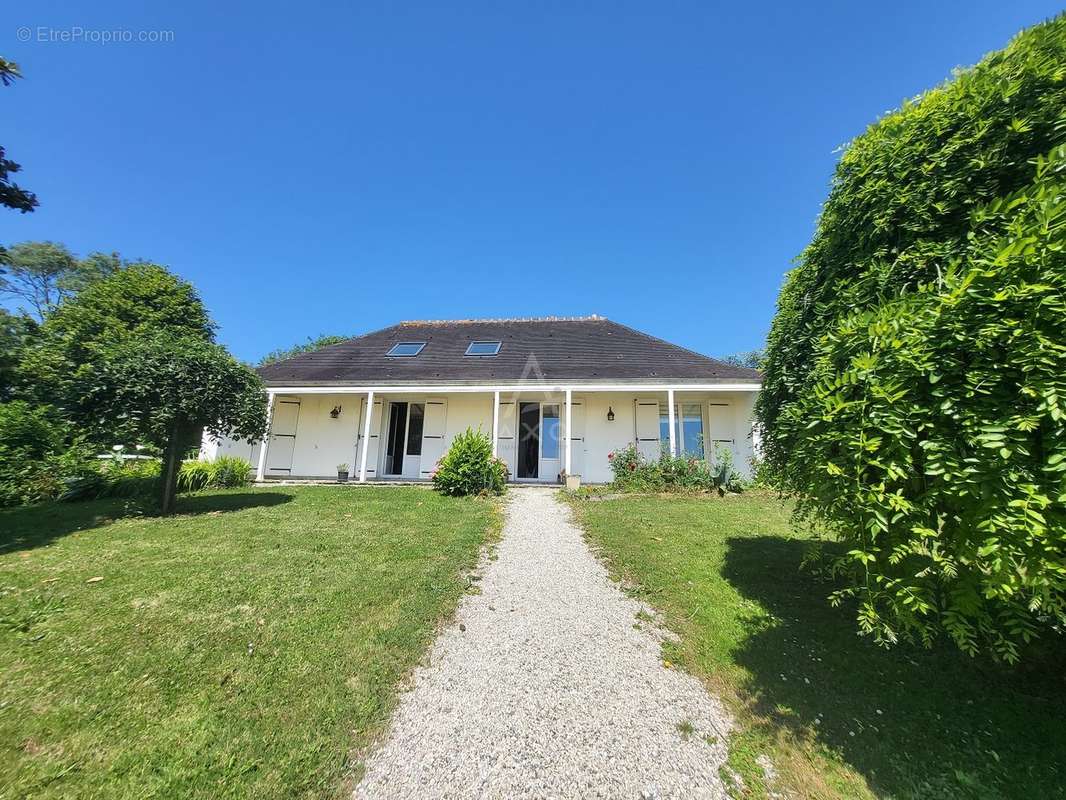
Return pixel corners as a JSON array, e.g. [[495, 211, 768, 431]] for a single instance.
[[606, 406, 615, 422], [330, 405, 342, 419]]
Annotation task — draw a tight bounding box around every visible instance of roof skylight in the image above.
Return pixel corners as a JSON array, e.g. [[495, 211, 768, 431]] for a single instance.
[[386, 342, 426, 357], [465, 341, 502, 356]]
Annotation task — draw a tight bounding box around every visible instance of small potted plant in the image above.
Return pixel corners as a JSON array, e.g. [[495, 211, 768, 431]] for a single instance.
[[336, 463, 350, 483]]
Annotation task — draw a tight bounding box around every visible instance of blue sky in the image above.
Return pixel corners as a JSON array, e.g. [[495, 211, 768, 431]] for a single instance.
[[3, 1, 1061, 363]]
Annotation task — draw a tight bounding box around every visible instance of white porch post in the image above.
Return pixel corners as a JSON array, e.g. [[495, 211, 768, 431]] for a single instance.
[[564, 388, 572, 475], [358, 390, 375, 482], [255, 391, 275, 482], [491, 390, 500, 457], [667, 388, 677, 457]]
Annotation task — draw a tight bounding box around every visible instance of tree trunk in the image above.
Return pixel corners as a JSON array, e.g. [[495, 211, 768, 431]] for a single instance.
[[159, 420, 185, 515]]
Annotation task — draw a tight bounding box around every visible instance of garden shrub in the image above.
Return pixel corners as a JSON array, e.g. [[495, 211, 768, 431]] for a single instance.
[[607, 444, 662, 491], [0, 401, 94, 507], [62, 456, 251, 503], [101, 459, 162, 497], [176, 460, 212, 493], [206, 456, 253, 488], [432, 428, 508, 496], [607, 443, 742, 494], [60, 458, 161, 502], [178, 456, 252, 492], [755, 16, 1066, 660]]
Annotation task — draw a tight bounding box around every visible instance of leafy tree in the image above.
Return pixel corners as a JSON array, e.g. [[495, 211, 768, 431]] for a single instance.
[[0, 57, 20, 86], [86, 334, 266, 514], [0, 59, 37, 214], [259, 333, 353, 365], [721, 349, 764, 370], [0, 242, 75, 317], [22, 267, 214, 445], [0, 145, 35, 214], [756, 17, 1066, 660], [0, 242, 124, 320], [0, 309, 35, 401], [22, 263, 215, 437], [21, 262, 265, 512], [62, 250, 124, 296]]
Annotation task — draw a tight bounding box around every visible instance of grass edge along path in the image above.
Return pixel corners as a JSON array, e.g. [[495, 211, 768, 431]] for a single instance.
[[1, 486, 502, 800], [566, 491, 1066, 800]]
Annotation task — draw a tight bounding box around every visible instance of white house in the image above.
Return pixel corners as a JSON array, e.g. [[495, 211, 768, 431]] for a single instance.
[[201, 317, 762, 484]]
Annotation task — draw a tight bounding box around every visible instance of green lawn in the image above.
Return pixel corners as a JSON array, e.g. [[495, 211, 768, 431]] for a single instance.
[[1, 486, 499, 800], [570, 492, 1066, 800]]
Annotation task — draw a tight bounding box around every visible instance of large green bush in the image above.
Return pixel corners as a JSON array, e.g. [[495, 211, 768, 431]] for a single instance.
[[756, 17, 1066, 660], [431, 429, 507, 497], [0, 401, 93, 506]]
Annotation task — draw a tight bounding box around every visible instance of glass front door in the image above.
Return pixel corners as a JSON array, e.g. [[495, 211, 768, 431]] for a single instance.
[[384, 402, 425, 477], [516, 402, 562, 481], [517, 402, 540, 479]]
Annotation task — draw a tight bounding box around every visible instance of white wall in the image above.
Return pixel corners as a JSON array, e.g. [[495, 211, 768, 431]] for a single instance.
[[199, 431, 261, 466], [286, 393, 361, 477], [578, 392, 757, 483], [203, 388, 759, 483]]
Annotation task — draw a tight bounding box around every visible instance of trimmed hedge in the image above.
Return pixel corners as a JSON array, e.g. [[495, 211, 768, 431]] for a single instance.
[[756, 17, 1066, 660]]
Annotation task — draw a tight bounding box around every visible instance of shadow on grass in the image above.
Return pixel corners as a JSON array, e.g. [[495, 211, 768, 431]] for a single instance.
[[0, 491, 294, 554], [721, 536, 1066, 799]]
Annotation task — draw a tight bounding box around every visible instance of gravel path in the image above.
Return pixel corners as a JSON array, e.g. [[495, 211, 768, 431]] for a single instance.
[[353, 486, 733, 799]]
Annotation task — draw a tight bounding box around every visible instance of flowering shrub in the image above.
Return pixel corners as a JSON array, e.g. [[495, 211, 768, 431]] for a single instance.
[[607, 442, 742, 494], [432, 428, 508, 497], [607, 443, 643, 480]]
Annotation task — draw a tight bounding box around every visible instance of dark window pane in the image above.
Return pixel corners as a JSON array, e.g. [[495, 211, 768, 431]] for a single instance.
[[406, 403, 424, 455], [518, 402, 540, 478], [386, 402, 407, 473]]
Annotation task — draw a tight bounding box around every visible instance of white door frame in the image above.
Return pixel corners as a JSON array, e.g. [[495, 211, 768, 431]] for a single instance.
[[538, 401, 561, 481], [401, 401, 423, 479], [515, 399, 561, 483], [496, 399, 517, 479], [383, 400, 426, 478]]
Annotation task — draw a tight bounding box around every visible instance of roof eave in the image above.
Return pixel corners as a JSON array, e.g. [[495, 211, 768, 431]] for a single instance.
[[259, 376, 762, 389]]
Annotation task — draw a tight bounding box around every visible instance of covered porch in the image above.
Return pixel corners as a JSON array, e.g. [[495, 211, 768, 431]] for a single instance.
[[204, 383, 759, 485]]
